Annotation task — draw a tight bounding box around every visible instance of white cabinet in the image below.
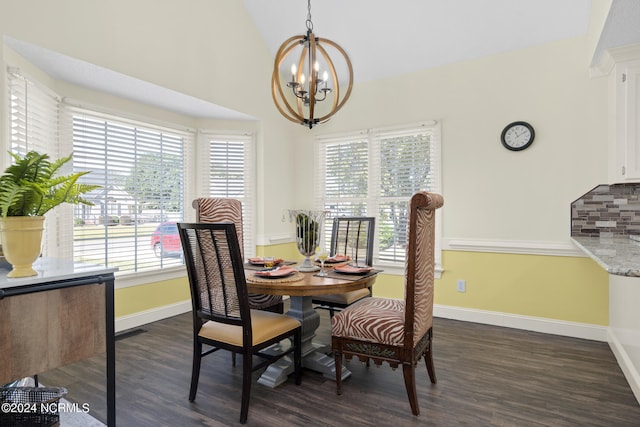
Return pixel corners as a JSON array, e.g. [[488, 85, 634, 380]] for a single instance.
[[614, 59, 640, 181], [609, 274, 640, 403]]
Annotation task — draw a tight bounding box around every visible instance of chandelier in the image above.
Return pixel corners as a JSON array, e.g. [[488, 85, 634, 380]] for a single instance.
[[271, 0, 353, 129]]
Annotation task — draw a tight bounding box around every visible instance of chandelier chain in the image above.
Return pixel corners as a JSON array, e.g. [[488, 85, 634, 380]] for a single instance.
[[306, 0, 313, 32]]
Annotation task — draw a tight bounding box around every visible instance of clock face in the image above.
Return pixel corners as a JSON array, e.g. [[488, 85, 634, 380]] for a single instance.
[[501, 121, 534, 151]]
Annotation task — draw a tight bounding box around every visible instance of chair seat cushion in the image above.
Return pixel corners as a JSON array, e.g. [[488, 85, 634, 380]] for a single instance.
[[313, 288, 370, 305], [199, 310, 300, 347], [332, 297, 405, 346]]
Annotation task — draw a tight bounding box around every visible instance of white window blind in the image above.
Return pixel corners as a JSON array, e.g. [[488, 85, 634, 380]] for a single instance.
[[7, 67, 64, 257], [199, 133, 256, 258], [70, 110, 191, 273], [316, 122, 441, 269], [7, 70, 256, 274]]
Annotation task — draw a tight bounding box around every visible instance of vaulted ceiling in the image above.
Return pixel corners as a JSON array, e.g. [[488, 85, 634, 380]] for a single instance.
[[244, 0, 591, 83], [6, 0, 640, 120]]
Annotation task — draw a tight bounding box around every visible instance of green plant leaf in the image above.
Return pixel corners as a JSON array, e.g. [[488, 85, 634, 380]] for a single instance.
[[0, 151, 100, 218]]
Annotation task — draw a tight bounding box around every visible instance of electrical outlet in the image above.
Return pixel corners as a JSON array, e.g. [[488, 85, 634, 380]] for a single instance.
[[457, 279, 466, 293]]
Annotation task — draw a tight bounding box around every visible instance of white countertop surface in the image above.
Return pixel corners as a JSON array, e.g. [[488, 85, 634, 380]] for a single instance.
[[571, 236, 640, 277], [0, 257, 117, 289]]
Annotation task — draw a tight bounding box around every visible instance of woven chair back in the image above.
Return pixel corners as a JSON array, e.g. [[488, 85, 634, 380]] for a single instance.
[[178, 222, 250, 326]]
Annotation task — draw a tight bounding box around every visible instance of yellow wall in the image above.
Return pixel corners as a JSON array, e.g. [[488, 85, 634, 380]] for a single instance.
[[436, 251, 608, 325], [114, 277, 190, 318], [255, 242, 302, 261], [358, 251, 608, 326], [257, 244, 609, 327]]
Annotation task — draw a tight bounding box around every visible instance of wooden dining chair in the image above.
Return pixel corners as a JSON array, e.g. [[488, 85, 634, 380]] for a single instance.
[[177, 222, 302, 425], [331, 192, 443, 416], [312, 217, 375, 318], [192, 197, 284, 314]]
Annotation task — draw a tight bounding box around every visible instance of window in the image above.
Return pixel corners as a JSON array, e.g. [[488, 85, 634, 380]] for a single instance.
[[70, 111, 191, 273], [7, 68, 63, 257], [315, 122, 441, 271], [199, 133, 256, 258], [7, 69, 257, 281]]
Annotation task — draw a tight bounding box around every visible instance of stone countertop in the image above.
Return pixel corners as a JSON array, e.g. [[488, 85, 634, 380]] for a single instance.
[[0, 257, 118, 289], [571, 236, 640, 277]]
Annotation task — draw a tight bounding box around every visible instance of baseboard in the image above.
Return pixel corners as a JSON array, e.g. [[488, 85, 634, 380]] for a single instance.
[[115, 300, 191, 333], [434, 304, 608, 342], [608, 329, 640, 405]]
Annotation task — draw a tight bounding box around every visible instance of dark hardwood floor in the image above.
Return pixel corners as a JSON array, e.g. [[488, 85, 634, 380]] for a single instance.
[[40, 303, 640, 426]]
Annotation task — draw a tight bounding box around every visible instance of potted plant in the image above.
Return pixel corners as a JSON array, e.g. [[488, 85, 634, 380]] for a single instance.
[[0, 151, 99, 277]]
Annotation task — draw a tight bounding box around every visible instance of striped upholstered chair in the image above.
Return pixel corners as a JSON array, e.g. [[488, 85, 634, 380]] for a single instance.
[[193, 198, 284, 314], [331, 191, 443, 416]]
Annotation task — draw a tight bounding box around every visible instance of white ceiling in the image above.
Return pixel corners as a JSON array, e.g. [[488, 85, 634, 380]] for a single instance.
[[245, 0, 592, 83], [7, 0, 639, 121]]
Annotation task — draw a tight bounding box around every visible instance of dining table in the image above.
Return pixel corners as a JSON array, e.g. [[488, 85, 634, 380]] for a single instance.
[[245, 263, 378, 388]]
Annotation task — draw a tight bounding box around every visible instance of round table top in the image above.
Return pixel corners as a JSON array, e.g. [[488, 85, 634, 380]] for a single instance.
[[245, 270, 377, 297]]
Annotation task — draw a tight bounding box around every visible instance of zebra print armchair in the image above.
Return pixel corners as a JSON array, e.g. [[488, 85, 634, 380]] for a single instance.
[[331, 191, 443, 416], [192, 198, 284, 313]]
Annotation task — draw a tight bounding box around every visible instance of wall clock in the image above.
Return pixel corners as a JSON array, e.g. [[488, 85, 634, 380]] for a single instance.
[[501, 121, 535, 151]]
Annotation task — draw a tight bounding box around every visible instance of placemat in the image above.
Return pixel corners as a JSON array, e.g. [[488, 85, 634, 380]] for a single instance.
[[246, 271, 305, 284], [316, 269, 383, 281]]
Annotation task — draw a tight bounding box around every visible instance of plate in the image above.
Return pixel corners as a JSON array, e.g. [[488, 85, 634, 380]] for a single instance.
[[323, 255, 350, 264], [334, 265, 374, 275], [248, 257, 284, 266], [254, 267, 297, 278]]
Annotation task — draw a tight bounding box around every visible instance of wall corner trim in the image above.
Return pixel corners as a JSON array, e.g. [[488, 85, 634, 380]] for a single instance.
[[608, 329, 640, 404]]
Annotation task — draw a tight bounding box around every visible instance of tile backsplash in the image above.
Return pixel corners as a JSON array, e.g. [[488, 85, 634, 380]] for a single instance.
[[571, 184, 640, 237]]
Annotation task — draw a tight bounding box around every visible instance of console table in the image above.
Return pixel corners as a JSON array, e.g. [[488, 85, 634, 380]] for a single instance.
[[0, 258, 117, 426]]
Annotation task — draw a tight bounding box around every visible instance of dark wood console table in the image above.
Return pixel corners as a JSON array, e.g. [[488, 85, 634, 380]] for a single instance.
[[0, 258, 117, 426]]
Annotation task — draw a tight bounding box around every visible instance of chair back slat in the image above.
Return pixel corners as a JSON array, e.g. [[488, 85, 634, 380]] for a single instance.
[[179, 222, 250, 327], [330, 217, 375, 266], [404, 192, 444, 347]]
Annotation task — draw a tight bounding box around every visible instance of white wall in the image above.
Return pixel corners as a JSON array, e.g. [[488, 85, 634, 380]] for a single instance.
[[0, 2, 610, 247], [297, 36, 609, 246], [0, 0, 306, 241]]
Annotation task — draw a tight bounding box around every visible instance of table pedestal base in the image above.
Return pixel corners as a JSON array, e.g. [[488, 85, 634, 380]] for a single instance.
[[257, 295, 350, 388]]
